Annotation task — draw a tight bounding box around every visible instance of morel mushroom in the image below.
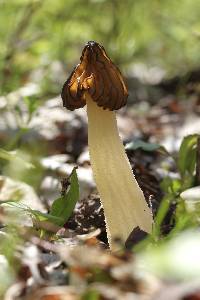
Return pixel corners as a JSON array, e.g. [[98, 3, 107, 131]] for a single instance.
[[61, 41, 153, 249]]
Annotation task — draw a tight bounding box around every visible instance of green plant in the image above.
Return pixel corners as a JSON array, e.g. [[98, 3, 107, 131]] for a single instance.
[[153, 134, 200, 239], [0, 167, 79, 238]]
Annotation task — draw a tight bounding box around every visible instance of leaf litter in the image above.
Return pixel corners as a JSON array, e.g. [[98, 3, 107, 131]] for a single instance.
[[1, 74, 200, 299]]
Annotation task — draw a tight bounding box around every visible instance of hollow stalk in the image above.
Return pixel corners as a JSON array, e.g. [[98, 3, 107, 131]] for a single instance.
[[86, 93, 153, 248]]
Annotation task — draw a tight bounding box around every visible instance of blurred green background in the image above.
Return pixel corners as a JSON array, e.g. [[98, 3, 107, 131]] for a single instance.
[[1, 0, 200, 95], [0, 2, 200, 296]]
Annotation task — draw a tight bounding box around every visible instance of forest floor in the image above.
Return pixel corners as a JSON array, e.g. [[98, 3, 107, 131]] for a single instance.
[[0, 72, 200, 300]]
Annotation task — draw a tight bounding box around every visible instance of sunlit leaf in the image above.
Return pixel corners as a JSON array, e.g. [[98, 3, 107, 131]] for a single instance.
[[82, 289, 100, 300], [177, 134, 199, 178], [0, 200, 63, 225], [49, 167, 79, 226], [0, 148, 34, 169]]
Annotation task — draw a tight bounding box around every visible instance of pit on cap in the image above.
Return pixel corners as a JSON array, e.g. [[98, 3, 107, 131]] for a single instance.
[[61, 41, 128, 111]]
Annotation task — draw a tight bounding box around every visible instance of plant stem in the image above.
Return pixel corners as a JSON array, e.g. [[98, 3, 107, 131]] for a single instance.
[[196, 136, 200, 185]]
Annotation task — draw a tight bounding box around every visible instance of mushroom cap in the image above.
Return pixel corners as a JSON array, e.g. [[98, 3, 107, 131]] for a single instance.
[[61, 41, 128, 111]]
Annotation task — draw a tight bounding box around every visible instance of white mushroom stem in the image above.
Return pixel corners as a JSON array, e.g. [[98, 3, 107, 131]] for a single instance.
[[86, 93, 153, 249]]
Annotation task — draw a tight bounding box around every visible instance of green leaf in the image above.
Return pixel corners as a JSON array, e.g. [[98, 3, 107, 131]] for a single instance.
[[125, 140, 168, 155], [23, 96, 40, 120], [0, 148, 34, 169], [0, 168, 79, 233], [153, 194, 175, 238], [177, 134, 199, 178], [49, 167, 79, 226], [29, 210, 64, 224], [160, 177, 182, 195], [0, 201, 63, 224], [82, 290, 100, 300]]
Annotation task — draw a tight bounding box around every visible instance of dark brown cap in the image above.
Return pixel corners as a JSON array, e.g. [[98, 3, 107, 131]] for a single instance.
[[61, 41, 128, 111]]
